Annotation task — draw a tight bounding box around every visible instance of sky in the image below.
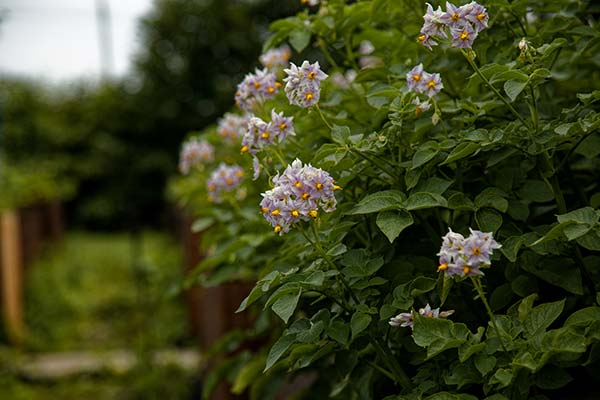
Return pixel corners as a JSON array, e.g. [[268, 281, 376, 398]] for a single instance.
[[0, 0, 153, 82]]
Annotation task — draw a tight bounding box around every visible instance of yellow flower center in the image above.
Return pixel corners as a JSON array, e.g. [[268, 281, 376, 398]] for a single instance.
[[427, 313, 434, 318], [477, 13, 486, 21], [463, 266, 470, 274], [208, 184, 216, 191], [253, 82, 261, 89], [472, 247, 481, 256], [294, 181, 302, 188], [275, 82, 282, 88], [261, 131, 270, 139], [260, 207, 268, 214], [305, 92, 314, 101], [241, 145, 249, 154], [267, 86, 275, 94], [279, 123, 287, 130], [291, 209, 299, 218], [226, 178, 233, 185], [301, 193, 310, 200], [438, 263, 448, 271], [274, 225, 282, 233], [418, 34, 426, 42], [427, 80, 437, 88], [308, 71, 316, 79], [452, 13, 460, 21], [460, 31, 469, 41], [333, 185, 342, 191], [413, 74, 421, 82], [236, 171, 244, 178], [316, 182, 323, 190], [271, 209, 280, 216], [309, 210, 318, 218]]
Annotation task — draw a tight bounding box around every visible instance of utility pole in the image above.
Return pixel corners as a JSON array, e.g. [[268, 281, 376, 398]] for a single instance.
[[95, 0, 114, 79]]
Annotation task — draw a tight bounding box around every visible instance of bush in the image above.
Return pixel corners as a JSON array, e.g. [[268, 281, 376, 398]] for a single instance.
[[172, 0, 600, 398]]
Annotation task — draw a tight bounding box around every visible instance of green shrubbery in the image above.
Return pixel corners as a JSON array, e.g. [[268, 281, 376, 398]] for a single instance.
[[172, 0, 600, 398]]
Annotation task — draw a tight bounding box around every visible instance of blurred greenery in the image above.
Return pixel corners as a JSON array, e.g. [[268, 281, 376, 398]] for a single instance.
[[0, 0, 300, 228], [0, 231, 195, 399]]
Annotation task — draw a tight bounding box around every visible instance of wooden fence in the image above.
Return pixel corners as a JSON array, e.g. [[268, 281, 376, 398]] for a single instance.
[[0, 201, 64, 344]]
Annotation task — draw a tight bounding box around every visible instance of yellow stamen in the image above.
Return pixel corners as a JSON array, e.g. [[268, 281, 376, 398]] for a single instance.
[[226, 178, 233, 185], [274, 225, 282, 233], [271, 209, 280, 216], [438, 263, 448, 271], [260, 207, 268, 214], [253, 81, 261, 89], [305, 93, 313, 101], [413, 74, 421, 82], [463, 266, 470, 274], [472, 247, 481, 256], [279, 123, 287, 130], [267, 86, 275, 94], [301, 193, 310, 200], [452, 13, 459, 21], [333, 185, 342, 191], [275, 82, 282, 88], [418, 34, 426, 42], [427, 313, 434, 318], [477, 13, 486, 21], [208, 184, 216, 191], [316, 182, 323, 190], [294, 181, 302, 188], [309, 210, 318, 218], [235, 171, 244, 178], [241, 145, 249, 154], [261, 131, 270, 139], [427, 80, 437, 89], [460, 31, 469, 41], [308, 71, 316, 79], [291, 210, 299, 218]]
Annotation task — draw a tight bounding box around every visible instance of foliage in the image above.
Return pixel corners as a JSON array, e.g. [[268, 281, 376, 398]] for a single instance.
[[172, 0, 600, 399]]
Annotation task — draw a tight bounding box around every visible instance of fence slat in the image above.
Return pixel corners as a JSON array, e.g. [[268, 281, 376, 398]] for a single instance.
[[1, 209, 25, 343]]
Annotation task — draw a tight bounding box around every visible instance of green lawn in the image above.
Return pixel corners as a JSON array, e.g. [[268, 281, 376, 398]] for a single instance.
[[1, 231, 197, 399]]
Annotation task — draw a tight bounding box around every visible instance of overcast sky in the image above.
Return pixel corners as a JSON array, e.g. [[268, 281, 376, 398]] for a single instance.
[[0, 0, 153, 82]]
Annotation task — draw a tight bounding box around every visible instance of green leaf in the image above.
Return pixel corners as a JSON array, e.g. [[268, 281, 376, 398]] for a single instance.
[[475, 208, 502, 233], [264, 333, 296, 371], [327, 320, 350, 345], [289, 28, 311, 52], [474, 353, 497, 376], [349, 190, 405, 214], [557, 207, 599, 225], [523, 299, 565, 337], [517, 180, 554, 203], [574, 132, 600, 159], [376, 210, 413, 243], [504, 79, 527, 102], [232, 355, 266, 394], [191, 217, 215, 232], [341, 251, 384, 278], [331, 125, 351, 144], [412, 147, 439, 169], [490, 368, 513, 387], [271, 288, 302, 323], [405, 192, 447, 210], [521, 256, 584, 295], [441, 142, 480, 165], [351, 312, 371, 340], [535, 365, 573, 390], [413, 315, 469, 359], [475, 188, 508, 212], [577, 228, 600, 251], [426, 393, 478, 400], [565, 307, 600, 327]]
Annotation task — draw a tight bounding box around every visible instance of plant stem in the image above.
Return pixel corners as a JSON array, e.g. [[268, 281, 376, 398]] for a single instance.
[[349, 148, 398, 182], [370, 335, 413, 390], [528, 86, 539, 134], [471, 277, 509, 353], [315, 104, 333, 129], [271, 147, 288, 167], [317, 37, 339, 69], [462, 50, 530, 128], [367, 360, 396, 381]]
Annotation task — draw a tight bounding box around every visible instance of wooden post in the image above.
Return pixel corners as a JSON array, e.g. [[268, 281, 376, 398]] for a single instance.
[[0, 209, 25, 344]]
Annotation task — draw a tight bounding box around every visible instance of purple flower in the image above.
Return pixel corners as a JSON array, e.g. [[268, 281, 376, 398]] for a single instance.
[[441, 1, 469, 28], [270, 109, 295, 139], [451, 23, 478, 49], [283, 61, 328, 108], [207, 164, 244, 203], [422, 3, 448, 38], [406, 64, 425, 92], [412, 97, 431, 116], [422, 72, 444, 97], [359, 40, 375, 55], [437, 228, 502, 278], [259, 45, 291, 70], [240, 110, 295, 158], [260, 159, 338, 235], [217, 113, 248, 142], [417, 32, 438, 50], [300, 0, 320, 6], [390, 304, 455, 329], [464, 2, 489, 32], [235, 68, 280, 111], [178, 138, 214, 175]]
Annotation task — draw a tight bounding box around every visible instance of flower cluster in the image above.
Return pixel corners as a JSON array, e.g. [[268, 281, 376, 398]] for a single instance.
[[207, 163, 244, 203], [418, 1, 489, 50], [300, 0, 319, 6], [241, 109, 295, 155], [389, 304, 454, 329], [235, 68, 280, 111], [283, 61, 328, 108], [406, 64, 443, 98], [437, 228, 502, 277], [260, 159, 338, 235], [178, 138, 214, 175], [217, 113, 248, 142], [259, 45, 291, 70]]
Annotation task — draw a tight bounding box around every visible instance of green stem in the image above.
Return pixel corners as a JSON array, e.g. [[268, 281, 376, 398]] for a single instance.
[[367, 360, 396, 381], [317, 37, 339, 69], [550, 173, 567, 214], [271, 146, 288, 168], [370, 335, 413, 390], [349, 148, 398, 182], [528, 86, 539, 134], [471, 277, 509, 353], [315, 104, 333, 129], [462, 50, 530, 129]]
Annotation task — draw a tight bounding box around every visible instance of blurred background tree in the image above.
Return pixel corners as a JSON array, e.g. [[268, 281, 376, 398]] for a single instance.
[[1, 0, 299, 229]]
